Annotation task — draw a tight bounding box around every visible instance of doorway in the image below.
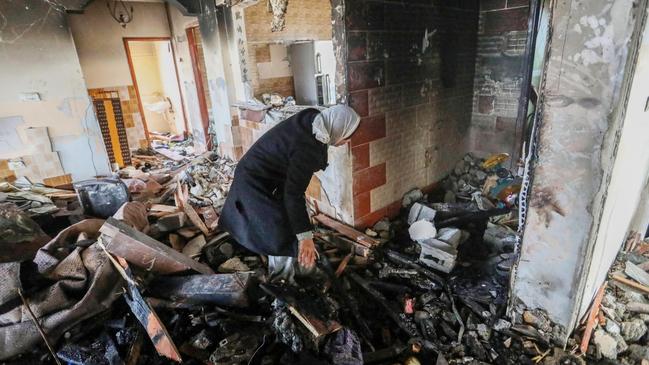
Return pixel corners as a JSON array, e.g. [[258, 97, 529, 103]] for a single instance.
[[123, 38, 188, 141], [186, 26, 213, 150]]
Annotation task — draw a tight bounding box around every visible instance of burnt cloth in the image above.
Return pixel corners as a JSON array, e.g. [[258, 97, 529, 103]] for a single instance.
[[218, 108, 328, 257], [0, 219, 123, 359]]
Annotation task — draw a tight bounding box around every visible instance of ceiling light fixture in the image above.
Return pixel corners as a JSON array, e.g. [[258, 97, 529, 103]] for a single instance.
[[107, 0, 134, 28]]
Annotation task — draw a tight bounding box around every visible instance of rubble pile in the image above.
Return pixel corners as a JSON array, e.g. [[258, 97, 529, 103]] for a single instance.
[[442, 153, 521, 212], [1, 151, 610, 365], [570, 242, 649, 364], [180, 154, 236, 212]]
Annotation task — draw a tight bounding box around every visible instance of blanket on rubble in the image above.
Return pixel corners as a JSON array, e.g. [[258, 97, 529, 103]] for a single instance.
[[0, 219, 123, 359]]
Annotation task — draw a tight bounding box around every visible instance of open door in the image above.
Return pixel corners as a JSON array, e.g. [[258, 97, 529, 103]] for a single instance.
[[186, 26, 213, 150]]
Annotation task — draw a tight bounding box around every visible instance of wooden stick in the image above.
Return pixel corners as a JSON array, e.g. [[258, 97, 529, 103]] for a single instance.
[[17, 289, 63, 365], [612, 274, 649, 294], [580, 281, 607, 354]]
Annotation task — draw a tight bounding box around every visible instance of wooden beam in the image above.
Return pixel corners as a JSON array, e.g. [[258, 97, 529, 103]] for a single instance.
[[612, 274, 649, 295], [315, 214, 380, 248], [148, 273, 252, 307], [113, 257, 182, 363], [100, 217, 213, 275]]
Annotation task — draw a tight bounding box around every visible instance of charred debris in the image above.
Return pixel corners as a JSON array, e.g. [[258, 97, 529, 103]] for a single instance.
[[2, 150, 643, 365]]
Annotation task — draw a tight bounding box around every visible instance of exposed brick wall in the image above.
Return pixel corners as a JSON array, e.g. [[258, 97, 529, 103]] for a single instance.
[[344, 0, 479, 228], [468, 0, 529, 158], [244, 0, 333, 43], [243, 0, 332, 97]]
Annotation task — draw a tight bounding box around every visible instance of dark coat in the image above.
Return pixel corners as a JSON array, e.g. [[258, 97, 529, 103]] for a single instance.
[[218, 109, 328, 257]]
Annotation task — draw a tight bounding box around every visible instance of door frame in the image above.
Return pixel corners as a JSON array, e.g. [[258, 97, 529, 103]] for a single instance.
[[123, 36, 189, 142], [185, 26, 212, 150]]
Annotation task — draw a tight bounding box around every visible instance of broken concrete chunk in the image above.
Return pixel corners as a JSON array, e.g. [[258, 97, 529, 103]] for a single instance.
[[408, 202, 436, 225], [373, 218, 391, 233], [218, 257, 250, 273], [465, 331, 487, 361], [157, 212, 186, 232], [612, 332, 628, 353], [627, 344, 649, 363], [593, 329, 618, 359], [402, 188, 423, 208], [605, 320, 621, 335], [493, 319, 511, 332], [476, 323, 491, 341], [621, 319, 647, 342], [190, 329, 213, 350]]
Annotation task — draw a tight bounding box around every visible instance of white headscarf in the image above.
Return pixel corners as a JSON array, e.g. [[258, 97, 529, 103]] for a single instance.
[[312, 105, 361, 145]]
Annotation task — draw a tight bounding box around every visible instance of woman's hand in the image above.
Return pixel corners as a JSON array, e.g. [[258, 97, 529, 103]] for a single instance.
[[298, 238, 319, 269]]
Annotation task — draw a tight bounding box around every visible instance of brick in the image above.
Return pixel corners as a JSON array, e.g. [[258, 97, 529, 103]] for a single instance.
[[346, 0, 385, 31], [354, 207, 387, 229], [482, 7, 529, 35], [352, 144, 370, 171], [347, 32, 368, 61], [385, 200, 402, 219], [370, 180, 400, 212], [348, 62, 385, 91], [244, 0, 332, 42], [354, 191, 371, 217], [368, 85, 402, 116], [496, 116, 517, 131], [349, 90, 369, 117], [367, 31, 392, 61], [478, 95, 495, 114], [351, 115, 386, 146], [370, 135, 401, 166], [481, 0, 506, 10], [471, 114, 497, 130], [353, 163, 386, 196], [255, 45, 271, 63]]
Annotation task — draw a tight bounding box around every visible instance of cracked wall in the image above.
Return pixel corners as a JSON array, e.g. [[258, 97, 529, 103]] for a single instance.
[[511, 0, 647, 336], [0, 0, 111, 181]]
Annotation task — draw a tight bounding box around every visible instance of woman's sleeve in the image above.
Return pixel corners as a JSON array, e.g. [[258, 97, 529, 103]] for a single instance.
[[283, 146, 322, 236]]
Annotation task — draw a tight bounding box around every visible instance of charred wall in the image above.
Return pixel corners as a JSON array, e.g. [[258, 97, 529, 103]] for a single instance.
[[511, 0, 648, 337], [468, 0, 530, 158], [343, 0, 479, 227]]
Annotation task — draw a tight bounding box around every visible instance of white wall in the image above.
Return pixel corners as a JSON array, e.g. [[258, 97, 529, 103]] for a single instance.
[[578, 6, 649, 320], [155, 41, 186, 135], [167, 5, 208, 153], [0, 1, 111, 181], [69, 1, 171, 89]]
